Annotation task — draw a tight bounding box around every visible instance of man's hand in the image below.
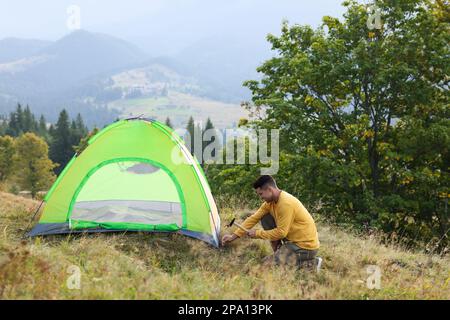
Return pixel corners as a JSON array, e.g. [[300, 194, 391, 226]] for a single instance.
[[221, 233, 237, 245], [247, 229, 257, 238]]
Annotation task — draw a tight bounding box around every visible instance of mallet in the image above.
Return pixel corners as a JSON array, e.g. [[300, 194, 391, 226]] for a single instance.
[[226, 217, 249, 233]]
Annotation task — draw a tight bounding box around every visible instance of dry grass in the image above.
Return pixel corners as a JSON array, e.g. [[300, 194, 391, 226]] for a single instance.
[[0, 191, 448, 299]]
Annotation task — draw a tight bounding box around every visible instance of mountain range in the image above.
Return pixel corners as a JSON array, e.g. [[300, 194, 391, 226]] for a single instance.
[[0, 30, 264, 128]]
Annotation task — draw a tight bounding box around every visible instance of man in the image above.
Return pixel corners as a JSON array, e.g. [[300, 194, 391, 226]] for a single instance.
[[222, 175, 320, 268]]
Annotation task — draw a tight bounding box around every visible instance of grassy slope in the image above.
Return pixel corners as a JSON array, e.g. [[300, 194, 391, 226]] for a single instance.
[[0, 191, 448, 299]]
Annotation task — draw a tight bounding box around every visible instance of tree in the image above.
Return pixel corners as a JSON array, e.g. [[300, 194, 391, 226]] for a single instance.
[[0, 115, 7, 135], [240, 0, 449, 248], [4, 104, 41, 137], [69, 120, 79, 149], [38, 115, 48, 139], [203, 117, 220, 160], [49, 109, 73, 174], [0, 136, 15, 181], [75, 113, 88, 137], [73, 127, 99, 154], [165, 117, 173, 128], [22, 105, 37, 133], [6, 104, 24, 136], [13, 133, 56, 198], [184, 116, 206, 161], [203, 118, 214, 133], [185, 116, 195, 154], [194, 122, 203, 162]]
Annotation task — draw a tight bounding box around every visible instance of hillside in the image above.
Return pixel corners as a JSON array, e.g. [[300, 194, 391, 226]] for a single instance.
[[0, 191, 448, 299]]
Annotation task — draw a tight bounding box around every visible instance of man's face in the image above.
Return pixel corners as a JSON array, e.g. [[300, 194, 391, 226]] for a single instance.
[[255, 186, 274, 202]]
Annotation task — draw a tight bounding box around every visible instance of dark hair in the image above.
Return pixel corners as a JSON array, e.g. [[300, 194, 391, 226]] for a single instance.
[[252, 175, 277, 189]]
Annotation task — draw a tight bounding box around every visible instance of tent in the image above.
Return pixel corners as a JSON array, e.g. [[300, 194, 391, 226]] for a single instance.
[[28, 118, 221, 247]]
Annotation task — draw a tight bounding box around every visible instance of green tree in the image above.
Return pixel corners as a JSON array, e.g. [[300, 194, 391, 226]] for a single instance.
[[73, 127, 99, 154], [69, 114, 88, 148], [203, 117, 220, 160], [48, 124, 55, 137], [240, 0, 449, 248], [69, 120, 79, 149], [6, 104, 24, 136], [49, 109, 73, 174], [185, 116, 195, 154], [185, 116, 206, 161], [0, 115, 7, 135], [22, 105, 37, 133], [0, 135, 15, 181], [203, 118, 214, 134], [13, 133, 56, 198], [194, 122, 203, 162], [5, 104, 41, 137], [38, 115, 48, 139], [75, 113, 88, 137], [165, 117, 173, 128]]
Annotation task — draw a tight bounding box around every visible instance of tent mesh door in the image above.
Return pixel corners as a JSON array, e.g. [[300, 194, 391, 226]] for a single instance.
[[70, 161, 183, 227]]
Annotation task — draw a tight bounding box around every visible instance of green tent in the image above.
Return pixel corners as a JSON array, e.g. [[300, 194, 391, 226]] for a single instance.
[[28, 118, 221, 247]]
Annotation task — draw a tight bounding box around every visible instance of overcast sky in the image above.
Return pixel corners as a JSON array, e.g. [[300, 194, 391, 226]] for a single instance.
[[0, 1, 347, 38], [0, 0, 348, 55]]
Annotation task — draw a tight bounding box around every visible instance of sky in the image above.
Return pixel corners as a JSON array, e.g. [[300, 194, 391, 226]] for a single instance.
[[0, 0, 347, 54]]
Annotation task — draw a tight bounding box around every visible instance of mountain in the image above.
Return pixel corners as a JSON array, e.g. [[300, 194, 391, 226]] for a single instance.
[[0, 38, 52, 63], [0, 30, 148, 93], [36, 30, 148, 88], [175, 34, 271, 103], [0, 31, 249, 128], [0, 31, 151, 125]]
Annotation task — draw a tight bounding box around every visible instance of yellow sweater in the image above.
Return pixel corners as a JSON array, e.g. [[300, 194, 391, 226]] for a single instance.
[[233, 191, 320, 250]]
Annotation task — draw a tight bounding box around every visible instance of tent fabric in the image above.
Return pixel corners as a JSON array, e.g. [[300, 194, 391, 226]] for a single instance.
[[27, 118, 221, 247], [27, 222, 218, 246]]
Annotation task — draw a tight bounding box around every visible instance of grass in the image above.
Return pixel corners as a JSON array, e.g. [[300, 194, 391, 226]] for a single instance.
[[0, 191, 449, 299]]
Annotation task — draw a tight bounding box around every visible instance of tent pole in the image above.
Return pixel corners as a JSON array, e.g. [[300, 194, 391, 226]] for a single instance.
[[22, 199, 45, 239]]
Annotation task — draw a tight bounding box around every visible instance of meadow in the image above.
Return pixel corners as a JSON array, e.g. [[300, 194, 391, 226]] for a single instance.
[[0, 191, 448, 299]]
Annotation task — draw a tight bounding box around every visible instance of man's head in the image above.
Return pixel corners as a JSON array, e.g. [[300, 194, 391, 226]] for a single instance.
[[253, 175, 280, 202]]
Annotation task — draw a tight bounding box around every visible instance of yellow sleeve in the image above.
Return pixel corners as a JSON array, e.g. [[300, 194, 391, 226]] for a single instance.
[[233, 202, 270, 238], [255, 204, 294, 241]]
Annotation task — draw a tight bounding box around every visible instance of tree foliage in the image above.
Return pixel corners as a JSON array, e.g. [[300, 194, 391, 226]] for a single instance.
[[13, 133, 56, 198], [209, 0, 449, 250], [49, 110, 88, 174], [165, 117, 173, 128], [0, 136, 15, 182]]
